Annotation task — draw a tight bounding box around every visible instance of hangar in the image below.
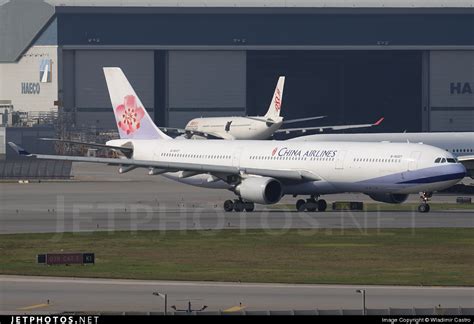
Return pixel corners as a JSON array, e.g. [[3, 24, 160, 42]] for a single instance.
[[0, 0, 473, 135]]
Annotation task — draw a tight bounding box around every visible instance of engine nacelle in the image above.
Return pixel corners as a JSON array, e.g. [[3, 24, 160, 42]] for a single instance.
[[235, 177, 283, 205], [367, 193, 409, 204]]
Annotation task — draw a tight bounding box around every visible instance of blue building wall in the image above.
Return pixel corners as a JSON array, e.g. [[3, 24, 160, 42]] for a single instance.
[[34, 18, 58, 46]]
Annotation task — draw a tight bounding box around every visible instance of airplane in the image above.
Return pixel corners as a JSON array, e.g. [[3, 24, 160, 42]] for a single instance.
[[160, 76, 384, 140], [291, 132, 474, 178], [9, 68, 467, 214]]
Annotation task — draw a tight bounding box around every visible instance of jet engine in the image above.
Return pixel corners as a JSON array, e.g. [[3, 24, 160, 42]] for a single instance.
[[367, 193, 409, 204], [235, 177, 283, 205]]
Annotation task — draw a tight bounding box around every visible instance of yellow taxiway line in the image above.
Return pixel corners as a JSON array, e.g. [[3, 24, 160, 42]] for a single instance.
[[223, 305, 246, 313], [17, 303, 50, 310]]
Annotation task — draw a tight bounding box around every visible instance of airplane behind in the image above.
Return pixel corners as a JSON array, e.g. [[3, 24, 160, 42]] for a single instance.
[[291, 132, 474, 178], [160, 76, 383, 140], [10, 68, 468, 214]]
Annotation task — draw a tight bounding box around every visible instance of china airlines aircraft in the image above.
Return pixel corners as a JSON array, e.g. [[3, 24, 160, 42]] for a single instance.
[[9, 68, 467, 213], [160, 76, 383, 140]]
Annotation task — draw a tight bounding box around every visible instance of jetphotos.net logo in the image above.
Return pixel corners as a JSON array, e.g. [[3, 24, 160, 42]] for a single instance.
[[271, 147, 337, 158]]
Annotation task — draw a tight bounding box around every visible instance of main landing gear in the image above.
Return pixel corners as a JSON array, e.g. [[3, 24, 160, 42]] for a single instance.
[[296, 196, 327, 212], [224, 199, 255, 212], [418, 192, 432, 213]]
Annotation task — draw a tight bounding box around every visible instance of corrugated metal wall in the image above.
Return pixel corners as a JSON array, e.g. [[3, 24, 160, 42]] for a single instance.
[[0, 160, 72, 179], [430, 51, 474, 131], [167, 51, 246, 127]]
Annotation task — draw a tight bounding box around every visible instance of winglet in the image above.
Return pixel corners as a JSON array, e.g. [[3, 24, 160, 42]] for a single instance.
[[8, 142, 32, 156], [374, 117, 384, 126]]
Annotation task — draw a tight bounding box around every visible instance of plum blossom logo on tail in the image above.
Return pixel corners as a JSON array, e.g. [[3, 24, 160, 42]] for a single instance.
[[116, 95, 145, 135], [274, 88, 281, 112]]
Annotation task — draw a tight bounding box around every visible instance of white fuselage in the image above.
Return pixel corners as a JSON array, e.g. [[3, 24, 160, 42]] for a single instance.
[[185, 117, 283, 140], [111, 139, 466, 199], [291, 132, 474, 158]]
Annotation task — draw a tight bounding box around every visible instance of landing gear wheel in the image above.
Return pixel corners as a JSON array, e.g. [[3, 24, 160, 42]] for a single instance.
[[223, 200, 234, 212], [234, 200, 244, 212], [244, 202, 255, 212], [297, 204, 307, 212], [306, 199, 317, 212], [317, 199, 327, 212], [418, 192, 433, 213], [296, 199, 306, 211], [418, 204, 430, 213]]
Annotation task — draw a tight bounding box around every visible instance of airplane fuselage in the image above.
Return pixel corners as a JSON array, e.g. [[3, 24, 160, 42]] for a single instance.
[[185, 117, 283, 140], [110, 139, 466, 198]]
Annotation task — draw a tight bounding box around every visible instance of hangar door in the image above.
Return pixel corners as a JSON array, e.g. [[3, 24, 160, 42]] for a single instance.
[[167, 51, 246, 127], [247, 51, 422, 134], [430, 51, 474, 131], [63, 50, 155, 131]]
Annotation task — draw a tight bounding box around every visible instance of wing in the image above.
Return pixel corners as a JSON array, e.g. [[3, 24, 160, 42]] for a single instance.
[[8, 142, 321, 182], [458, 155, 474, 178], [276, 117, 384, 134], [159, 127, 225, 140], [282, 115, 327, 124], [39, 138, 133, 155]]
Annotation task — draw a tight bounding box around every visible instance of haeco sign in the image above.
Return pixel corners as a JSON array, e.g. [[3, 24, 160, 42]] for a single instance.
[[21, 82, 40, 95], [20, 58, 53, 95]]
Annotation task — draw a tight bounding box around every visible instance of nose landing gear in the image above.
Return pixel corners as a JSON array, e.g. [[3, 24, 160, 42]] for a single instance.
[[296, 196, 327, 212], [223, 199, 255, 212], [418, 192, 432, 213]]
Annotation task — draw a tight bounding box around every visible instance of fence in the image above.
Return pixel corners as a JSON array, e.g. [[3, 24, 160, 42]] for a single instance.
[[63, 307, 474, 316], [0, 160, 72, 179]]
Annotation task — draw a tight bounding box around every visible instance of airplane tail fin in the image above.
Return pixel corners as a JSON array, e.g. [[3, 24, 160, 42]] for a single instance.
[[264, 76, 285, 120], [103, 67, 171, 140]]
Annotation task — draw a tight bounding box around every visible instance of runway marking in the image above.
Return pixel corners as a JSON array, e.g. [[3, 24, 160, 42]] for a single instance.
[[17, 303, 50, 310], [2, 276, 473, 291], [223, 305, 246, 312]]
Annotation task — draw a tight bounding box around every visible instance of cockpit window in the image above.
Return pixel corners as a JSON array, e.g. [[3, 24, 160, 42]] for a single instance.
[[447, 158, 456, 163], [434, 158, 441, 163], [441, 158, 446, 163]]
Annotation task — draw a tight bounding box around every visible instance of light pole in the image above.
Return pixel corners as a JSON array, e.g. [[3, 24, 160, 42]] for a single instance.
[[153, 292, 168, 315], [356, 289, 366, 315]]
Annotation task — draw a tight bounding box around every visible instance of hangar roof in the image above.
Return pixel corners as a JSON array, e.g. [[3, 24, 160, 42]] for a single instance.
[[1, 0, 473, 7], [0, 0, 472, 63]]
